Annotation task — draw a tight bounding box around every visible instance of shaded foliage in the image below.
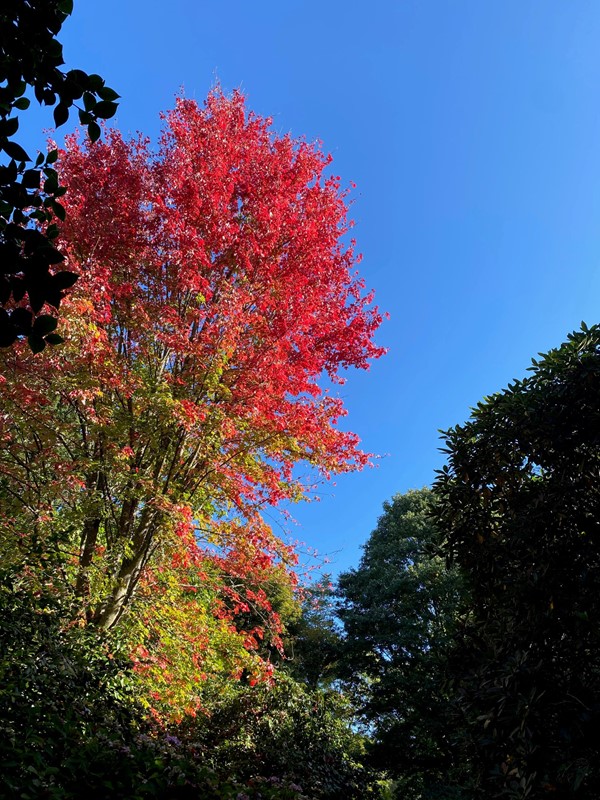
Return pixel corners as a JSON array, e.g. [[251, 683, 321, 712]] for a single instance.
[[0, 0, 118, 347], [284, 576, 343, 689], [434, 323, 600, 798], [0, 574, 355, 799], [337, 488, 468, 798], [182, 672, 379, 800]]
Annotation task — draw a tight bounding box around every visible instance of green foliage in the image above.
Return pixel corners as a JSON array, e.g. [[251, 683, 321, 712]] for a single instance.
[[0, 573, 317, 799], [183, 672, 379, 800], [0, 0, 119, 347], [433, 323, 600, 798], [284, 577, 343, 689], [337, 488, 468, 798], [0, 574, 142, 798]]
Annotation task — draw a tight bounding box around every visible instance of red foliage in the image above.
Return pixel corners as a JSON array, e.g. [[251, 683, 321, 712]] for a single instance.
[[0, 90, 384, 689], [59, 90, 384, 494]]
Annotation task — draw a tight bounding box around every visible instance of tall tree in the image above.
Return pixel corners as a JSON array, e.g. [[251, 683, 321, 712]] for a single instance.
[[0, 90, 383, 652], [0, 0, 119, 347], [337, 488, 467, 798], [284, 576, 343, 689], [433, 323, 600, 798]]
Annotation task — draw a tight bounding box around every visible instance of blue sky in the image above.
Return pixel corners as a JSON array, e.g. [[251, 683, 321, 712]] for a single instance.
[[21, 1, 600, 575]]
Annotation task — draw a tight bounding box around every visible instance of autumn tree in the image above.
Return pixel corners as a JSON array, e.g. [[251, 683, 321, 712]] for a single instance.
[[0, 0, 119, 347], [433, 324, 600, 798], [0, 90, 384, 712]]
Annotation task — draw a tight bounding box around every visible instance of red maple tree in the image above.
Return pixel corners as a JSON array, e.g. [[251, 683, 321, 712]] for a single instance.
[[0, 90, 384, 666]]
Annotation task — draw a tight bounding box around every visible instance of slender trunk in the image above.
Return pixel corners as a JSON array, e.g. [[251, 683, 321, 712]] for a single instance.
[[75, 517, 100, 603], [74, 467, 103, 615], [93, 507, 159, 631]]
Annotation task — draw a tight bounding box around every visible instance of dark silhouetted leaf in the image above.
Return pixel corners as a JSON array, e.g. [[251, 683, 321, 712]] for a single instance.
[[93, 101, 118, 120], [88, 121, 101, 143], [0, 326, 17, 347], [52, 271, 79, 290], [45, 333, 64, 346], [50, 201, 66, 221], [33, 314, 58, 336], [2, 142, 30, 162], [58, 0, 74, 14], [87, 74, 105, 92], [22, 169, 41, 190], [53, 103, 70, 127], [83, 92, 96, 112], [11, 307, 33, 333], [2, 117, 19, 137], [98, 87, 121, 102], [39, 246, 65, 265], [27, 334, 46, 353]]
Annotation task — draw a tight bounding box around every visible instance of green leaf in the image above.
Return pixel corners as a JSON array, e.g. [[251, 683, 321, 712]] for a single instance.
[[13, 98, 30, 111], [57, 0, 74, 14], [46, 149, 59, 164]]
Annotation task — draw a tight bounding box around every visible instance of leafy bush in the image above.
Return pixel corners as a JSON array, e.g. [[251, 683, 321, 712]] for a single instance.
[[180, 673, 379, 800]]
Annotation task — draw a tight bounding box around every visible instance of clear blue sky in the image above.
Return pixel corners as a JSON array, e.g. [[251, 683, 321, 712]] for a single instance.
[[22, 1, 600, 575]]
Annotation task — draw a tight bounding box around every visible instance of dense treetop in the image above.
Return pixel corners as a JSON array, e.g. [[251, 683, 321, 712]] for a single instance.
[[0, 89, 384, 718]]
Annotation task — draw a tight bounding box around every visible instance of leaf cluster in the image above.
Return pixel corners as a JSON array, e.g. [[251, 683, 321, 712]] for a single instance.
[[181, 673, 379, 800], [0, 0, 118, 348]]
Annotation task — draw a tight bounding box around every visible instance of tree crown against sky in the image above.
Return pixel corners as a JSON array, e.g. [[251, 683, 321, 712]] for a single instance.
[[0, 90, 384, 662], [433, 323, 600, 797]]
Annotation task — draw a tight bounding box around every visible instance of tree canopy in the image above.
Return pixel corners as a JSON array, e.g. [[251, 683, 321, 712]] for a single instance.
[[337, 488, 467, 798], [0, 88, 384, 719], [5, 11, 600, 796], [433, 323, 600, 798]]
